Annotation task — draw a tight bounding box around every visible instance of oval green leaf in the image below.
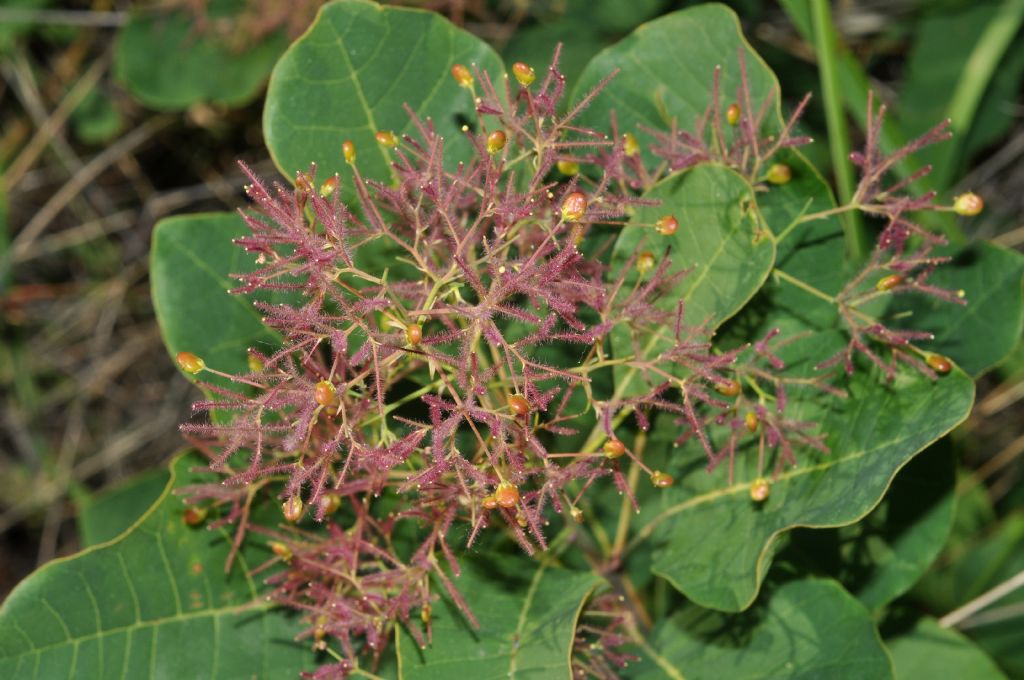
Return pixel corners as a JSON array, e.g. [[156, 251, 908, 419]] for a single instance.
[[115, 0, 288, 110], [641, 364, 973, 612], [609, 164, 775, 395], [891, 242, 1024, 377], [782, 442, 957, 611], [628, 578, 892, 679], [397, 561, 598, 678], [628, 140, 974, 612], [572, 4, 778, 167], [887, 617, 1007, 680], [76, 469, 171, 548], [263, 0, 503, 193], [0, 453, 312, 678], [151, 212, 286, 394]]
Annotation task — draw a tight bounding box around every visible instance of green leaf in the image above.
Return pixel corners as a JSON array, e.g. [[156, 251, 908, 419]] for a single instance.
[[76, 469, 171, 548], [627, 578, 892, 679], [913, 511, 1024, 617], [573, 4, 777, 168], [891, 242, 1024, 377], [609, 164, 775, 395], [501, 18, 606, 94], [886, 617, 1007, 680], [0, 0, 53, 56], [397, 560, 598, 678], [912, 510, 1024, 677], [500, 0, 664, 93], [0, 453, 313, 678], [571, 2, 976, 613], [641, 365, 973, 612], [900, 3, 1024, 187], [572, 0, 665, 34], [71, 86, 124, 145], [946, 473, 998, 558], [782, 442, 956, 611], [150, 212, 285, 394], [631, 125, 973, 612], [263, 0, 503, 194], [114, 0, 288, 110], [615, 165, 775, 327]]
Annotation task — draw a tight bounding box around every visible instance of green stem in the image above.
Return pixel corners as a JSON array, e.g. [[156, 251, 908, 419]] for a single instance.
[[810, 1, 868, 262], [772, 268, 836, 304]]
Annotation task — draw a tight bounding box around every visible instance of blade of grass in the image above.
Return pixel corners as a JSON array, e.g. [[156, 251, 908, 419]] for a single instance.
[[776, 2, 941, 196], [778, 1, 922, 183], [809, 1, 867, 260], [943, 0, 1024, 176]]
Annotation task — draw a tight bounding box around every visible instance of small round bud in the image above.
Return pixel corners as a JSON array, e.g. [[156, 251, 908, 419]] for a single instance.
[[314, 380, 337, 407], [650, 471, 674, 488], [656, 215, 679, 236], [486, 130, 507, 154], [623, 132, 639, 157], [603, 438, 626, 459], [319, 174, 339, 198], [183, 506, 207, 526], [451, 63, 473, 88], [953, 192, 983, 216], [716, 379, 741, 397], [508, 394, 530, 417], [282, 496, 304, 523], [495, 482, 520, 508], [482, 495, 498, 510], [926, 353, 952, 375], [636, 251, 656, 274], [745, 411, 759, 433], [375, 130, 398, 148], [269, 541, 293, 561], [342, 139, 356, 164], [570, 507, 584, 524], [247, 351, 264, 373], [876, 274, 903, 292], [405, 323, 423, 346], [512, 62, 536, 86], [321, 493, 341, 515], [176, 351, 205, 374], [557, 160, 579, 176], [750, 477, 770, 502], [766, 163, 792, 185], [516, 509, 528, 528], [560, 191, 587, 222], [295, 171, 314, 195], [311, 615, 327, 649], [726, 103, 741, 126]]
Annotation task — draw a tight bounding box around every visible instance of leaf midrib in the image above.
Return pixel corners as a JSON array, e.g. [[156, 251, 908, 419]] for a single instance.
[[4, 600, 279, 660], [506, 563, 547, 677]]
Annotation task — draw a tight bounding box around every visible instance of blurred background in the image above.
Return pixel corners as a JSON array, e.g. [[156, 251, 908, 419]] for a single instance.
[[0, 0, 1021, 660]]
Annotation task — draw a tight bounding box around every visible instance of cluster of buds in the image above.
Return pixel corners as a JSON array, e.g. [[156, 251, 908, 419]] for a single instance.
[[811, 92, 978, 379], [592, 50, 811, 193]]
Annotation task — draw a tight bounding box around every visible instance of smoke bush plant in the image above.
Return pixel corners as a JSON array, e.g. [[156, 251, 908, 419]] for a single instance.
[[177, 37, 972, 680], [3, 3, 1020, 679]]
